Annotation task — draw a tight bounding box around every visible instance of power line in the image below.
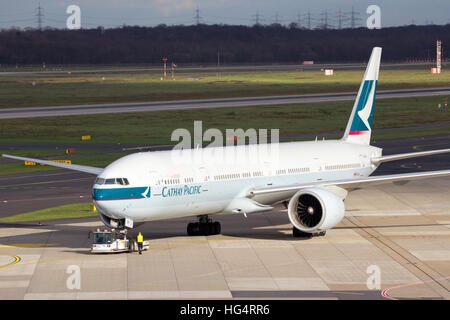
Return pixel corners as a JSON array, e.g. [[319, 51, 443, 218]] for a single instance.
[[319, 9, 330, 29], [347, 6, 362, 28], [252, 11, 262, 26], [272, 12, 281, 25], [306, 11, 312, 29], [296, 12, 302, 28], [194, 5, 202, 25], [335, 8, 347, 30], [36, 3, 43, 30]]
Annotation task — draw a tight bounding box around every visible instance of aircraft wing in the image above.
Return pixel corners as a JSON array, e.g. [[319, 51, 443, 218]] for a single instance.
[[247, 169, 450, 201], [2, 154, 103, 175]]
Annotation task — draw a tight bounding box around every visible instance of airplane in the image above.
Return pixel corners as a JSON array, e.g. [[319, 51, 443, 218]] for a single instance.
[[3, 47, 450, 238]]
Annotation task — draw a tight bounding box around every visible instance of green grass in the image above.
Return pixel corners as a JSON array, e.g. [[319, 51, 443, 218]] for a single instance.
[[0, 68, 449, 108], [0, 203, 96, 223], [1, 95, 448, 176], [0, 95, 448, 145]]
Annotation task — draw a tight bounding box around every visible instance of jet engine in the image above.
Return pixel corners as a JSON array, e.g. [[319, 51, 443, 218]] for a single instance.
[[287, 187, 345, 233]]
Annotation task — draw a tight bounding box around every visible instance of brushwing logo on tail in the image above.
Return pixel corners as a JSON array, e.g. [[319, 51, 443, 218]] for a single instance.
[[357, 80, 376, 131], [350, 80, 376, 135]]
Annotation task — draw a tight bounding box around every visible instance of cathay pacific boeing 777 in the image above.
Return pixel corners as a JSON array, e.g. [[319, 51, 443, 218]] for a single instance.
[[4, 47, 450, 237]]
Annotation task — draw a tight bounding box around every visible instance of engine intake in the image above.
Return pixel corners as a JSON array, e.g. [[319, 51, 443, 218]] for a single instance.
[[288, 187, 345, 233]]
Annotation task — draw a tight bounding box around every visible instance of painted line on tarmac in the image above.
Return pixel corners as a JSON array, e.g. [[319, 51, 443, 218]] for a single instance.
[[1, 195, 90, 202], [0, 252, 21, 269], [0, 243, 59, 248], [0, 171, 83, 181], [0, 177, 93, 189], [382, 275, 450, 300]]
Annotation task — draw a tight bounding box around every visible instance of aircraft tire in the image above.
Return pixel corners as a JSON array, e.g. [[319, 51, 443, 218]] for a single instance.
[[213, 222, 221, 235], [187, 223, 196, 236], [199, 223, 208, 236], [292, 227, 313, 238]]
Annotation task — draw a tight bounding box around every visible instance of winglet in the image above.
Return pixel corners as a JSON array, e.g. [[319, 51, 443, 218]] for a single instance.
[[342, 47, 382, 145]]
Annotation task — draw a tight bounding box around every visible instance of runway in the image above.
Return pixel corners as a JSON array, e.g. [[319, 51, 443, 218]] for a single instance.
[[1, 87, 449, 119], [0, 61, 432, 77], [0, 134, 449, 300]]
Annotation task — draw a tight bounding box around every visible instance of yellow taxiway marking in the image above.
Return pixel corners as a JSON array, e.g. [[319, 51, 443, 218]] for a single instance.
[[0, 244, 59, 248], [0, 252, 21, 269], [421, 209, 450, 217]]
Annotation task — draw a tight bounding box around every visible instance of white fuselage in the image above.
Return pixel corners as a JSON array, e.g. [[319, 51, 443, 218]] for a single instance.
[[92, 139, 382, 223]]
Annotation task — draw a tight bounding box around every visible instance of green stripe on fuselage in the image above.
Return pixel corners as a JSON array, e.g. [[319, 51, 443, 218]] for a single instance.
[[93, 187, 148, 201]]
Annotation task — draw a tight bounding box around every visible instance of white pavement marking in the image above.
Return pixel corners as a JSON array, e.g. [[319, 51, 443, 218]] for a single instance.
[[0, 280, 30, 288]]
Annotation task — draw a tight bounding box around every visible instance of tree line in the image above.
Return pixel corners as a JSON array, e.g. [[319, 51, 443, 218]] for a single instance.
[[0, 24, 448, 65]]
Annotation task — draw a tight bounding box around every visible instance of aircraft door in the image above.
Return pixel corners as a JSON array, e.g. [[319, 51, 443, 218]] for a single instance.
[[197, 166, 210, 182]]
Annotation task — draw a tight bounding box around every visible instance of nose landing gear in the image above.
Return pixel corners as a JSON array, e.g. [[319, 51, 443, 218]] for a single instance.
[[187, 215, 221, 236]]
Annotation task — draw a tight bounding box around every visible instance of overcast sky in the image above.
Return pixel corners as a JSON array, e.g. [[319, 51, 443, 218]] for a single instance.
[[1, 0, 449, 29]]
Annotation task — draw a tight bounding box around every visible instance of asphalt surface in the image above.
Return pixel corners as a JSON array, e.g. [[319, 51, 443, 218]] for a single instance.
[[1, 87, 449, 119], [1, 175, 449, 300], [0, 133, 449, 219], [0, 133, 449, 301]]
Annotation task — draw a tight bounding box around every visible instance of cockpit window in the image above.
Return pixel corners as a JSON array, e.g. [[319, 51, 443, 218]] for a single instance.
[[96, 177, 130, 186], [95, 177, 105, 185]]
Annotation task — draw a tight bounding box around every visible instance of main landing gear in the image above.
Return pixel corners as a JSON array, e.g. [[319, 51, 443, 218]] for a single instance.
[[187, 215, 221, 236], [292, 227, 326, 238]]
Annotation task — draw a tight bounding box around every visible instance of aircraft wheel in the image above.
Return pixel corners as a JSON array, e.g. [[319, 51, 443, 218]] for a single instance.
[[199, 223, 208, 236], [187, 223, 194, 236], [292, 227, 313, 238], [213, 222, 221, 235]]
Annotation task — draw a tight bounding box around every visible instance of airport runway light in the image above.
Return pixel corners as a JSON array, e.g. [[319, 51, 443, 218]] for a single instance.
[[171, 62, 177, 79], [437, 40, 442, 73], [162, 58, 168, 80]]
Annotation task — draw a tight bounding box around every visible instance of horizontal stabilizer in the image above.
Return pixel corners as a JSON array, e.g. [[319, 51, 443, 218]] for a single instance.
[[372, 148, 450, 165]]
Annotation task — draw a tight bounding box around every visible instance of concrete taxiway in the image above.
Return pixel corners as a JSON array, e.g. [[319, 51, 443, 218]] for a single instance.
[[1, 87, 449, 119], [0, 134, 449, 300], [0, 177, 449, 300]]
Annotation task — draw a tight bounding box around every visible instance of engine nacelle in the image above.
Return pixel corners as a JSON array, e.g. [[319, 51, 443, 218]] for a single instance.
[[288, 187, 345, 233]]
